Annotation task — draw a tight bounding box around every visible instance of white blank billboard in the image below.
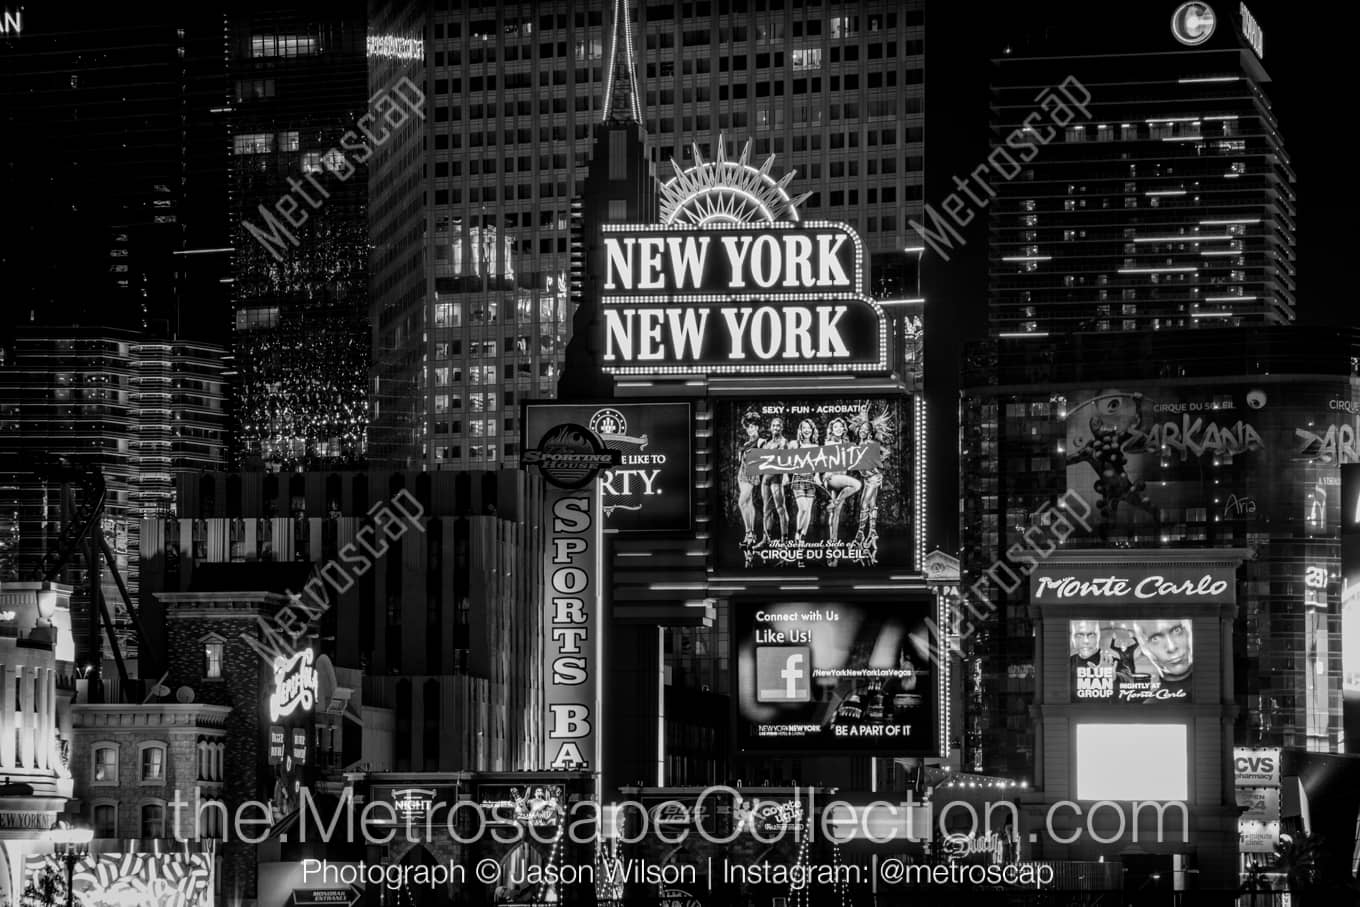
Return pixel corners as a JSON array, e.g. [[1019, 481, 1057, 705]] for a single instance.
[[1075, 723, 1188, 801]]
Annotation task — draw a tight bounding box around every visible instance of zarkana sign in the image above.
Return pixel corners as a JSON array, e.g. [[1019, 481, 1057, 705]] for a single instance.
[[600, 222, 887, 376]]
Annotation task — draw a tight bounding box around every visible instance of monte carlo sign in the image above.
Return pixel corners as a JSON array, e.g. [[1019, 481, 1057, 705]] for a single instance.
[[601, 222, 887, 376]]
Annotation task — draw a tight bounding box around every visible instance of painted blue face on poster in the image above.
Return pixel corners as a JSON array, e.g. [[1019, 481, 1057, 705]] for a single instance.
[[716, 398, 912, 570]]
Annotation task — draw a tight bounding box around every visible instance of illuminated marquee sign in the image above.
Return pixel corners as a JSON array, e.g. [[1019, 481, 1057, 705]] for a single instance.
[[1030, 565, 1235, 605], [367, 35, 424, 60], [600, 222, 888, 376], [523, 415, 605, 772], [523, 402, 693, 533], [268, 649, 318, 721]]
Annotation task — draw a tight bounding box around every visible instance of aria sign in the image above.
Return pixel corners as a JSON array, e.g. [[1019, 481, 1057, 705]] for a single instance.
[[269, 649, 319, 721], [600, 222, 888, 376]]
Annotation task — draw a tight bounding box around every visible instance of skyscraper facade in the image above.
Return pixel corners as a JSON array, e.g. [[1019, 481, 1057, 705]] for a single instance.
[[0, 326, 228, 665], [367, 0, 925, 470], [0, 8, 233, 347], [229, 5, 370, 469], [960, 327, 1358, 781], [986, 3, 1295, 336]]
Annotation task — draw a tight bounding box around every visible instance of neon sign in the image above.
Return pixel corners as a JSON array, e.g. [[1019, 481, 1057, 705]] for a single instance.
[[268, 649, 318, 721], [600, 222, 888, 376], [1, 10, 19, 35]]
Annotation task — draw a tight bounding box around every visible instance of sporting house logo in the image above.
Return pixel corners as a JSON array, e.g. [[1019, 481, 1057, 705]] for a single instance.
[[522, 423, 619, 489]]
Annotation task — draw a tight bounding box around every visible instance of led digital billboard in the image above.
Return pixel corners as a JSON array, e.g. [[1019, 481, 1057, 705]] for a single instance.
[[1074, 724, 1188, 800], [734, 599, 937, 754], [523, 401, 692, 533], [1069, 619, 1193, 703], [1059, 384, 1359, 536], [715, 397, 912, 570]]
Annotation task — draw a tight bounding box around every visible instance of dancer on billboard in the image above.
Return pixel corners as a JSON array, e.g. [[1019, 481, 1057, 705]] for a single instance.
[[738, 411, 763, 548], [823, 417, 864, 544], [760, 416, 791, 545], [790, 419, 823, 543], [851, 407, 891, 545]]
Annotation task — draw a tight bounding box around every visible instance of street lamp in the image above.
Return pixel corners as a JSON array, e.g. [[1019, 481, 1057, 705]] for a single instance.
[[48, 825, 93, 907]]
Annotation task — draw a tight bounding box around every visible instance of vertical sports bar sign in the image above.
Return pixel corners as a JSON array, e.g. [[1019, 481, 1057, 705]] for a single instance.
[[522, 416, 619, 771]]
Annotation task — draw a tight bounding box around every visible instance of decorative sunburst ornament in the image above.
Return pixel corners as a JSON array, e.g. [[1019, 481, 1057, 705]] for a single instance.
[[659, 136, 814, 226]]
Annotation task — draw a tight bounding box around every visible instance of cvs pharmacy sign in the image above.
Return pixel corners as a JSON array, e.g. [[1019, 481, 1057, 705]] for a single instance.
[[1233, 746, 1281, 787]]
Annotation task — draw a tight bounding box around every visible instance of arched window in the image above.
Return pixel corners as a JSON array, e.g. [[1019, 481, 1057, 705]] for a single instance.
[[92, 743, 118, 784], [141, 801, 166, 838], [139, 742, 167, 783], [92, 801, 118, 838]]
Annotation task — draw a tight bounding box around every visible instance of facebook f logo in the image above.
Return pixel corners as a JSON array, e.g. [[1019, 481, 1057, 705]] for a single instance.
[[756, 646, 812, 703]]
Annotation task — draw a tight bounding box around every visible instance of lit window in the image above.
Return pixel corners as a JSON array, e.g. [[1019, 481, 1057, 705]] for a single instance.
[[93, 746, 118, 783], [205, 642, 223, 679], [302, 152, 323, 173], [434, 301, 461, 328], [830, 16, 858, 38], [791, 48, 822, 71], [232, 133, 273, 155], [141, 745, 166, 782], [278, 131, 299, 152]]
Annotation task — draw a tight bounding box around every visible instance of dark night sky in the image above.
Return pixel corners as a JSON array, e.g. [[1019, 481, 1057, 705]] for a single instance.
[[922, 0, 1350, 552], [926, 0, 1350, 335]]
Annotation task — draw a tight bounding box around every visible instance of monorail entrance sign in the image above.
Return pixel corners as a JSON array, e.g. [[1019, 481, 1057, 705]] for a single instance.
[[600, 222, 888, 376]]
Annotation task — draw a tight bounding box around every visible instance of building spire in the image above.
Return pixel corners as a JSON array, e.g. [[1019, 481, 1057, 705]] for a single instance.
[[602, 0, 643, 126]]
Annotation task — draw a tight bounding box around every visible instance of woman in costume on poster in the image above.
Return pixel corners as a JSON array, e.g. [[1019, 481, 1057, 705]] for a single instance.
[[790, 419, 823, 545], [759, 415, 791, 544], [737, 411, 763, 548], [822, 417, 863, 546], [850, 406, 891, 545]]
